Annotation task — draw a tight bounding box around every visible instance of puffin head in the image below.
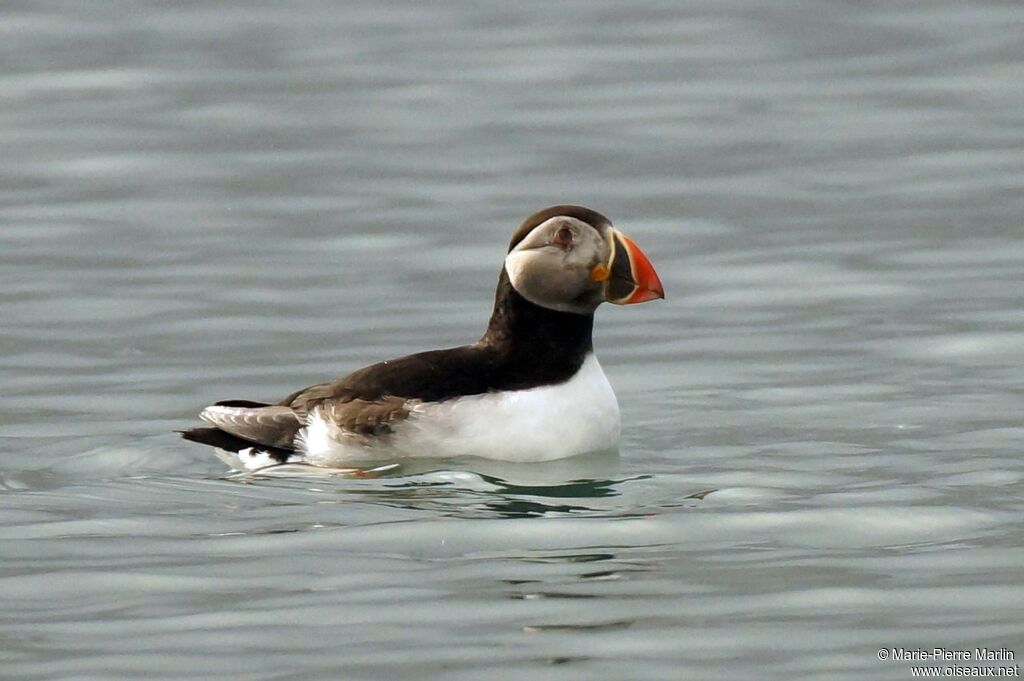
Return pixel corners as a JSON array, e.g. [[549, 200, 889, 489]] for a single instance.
[[504, 205, 665, 315]]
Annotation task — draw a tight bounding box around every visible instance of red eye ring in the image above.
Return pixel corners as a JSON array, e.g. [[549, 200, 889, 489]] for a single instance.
[[553, 227, 574, 247]]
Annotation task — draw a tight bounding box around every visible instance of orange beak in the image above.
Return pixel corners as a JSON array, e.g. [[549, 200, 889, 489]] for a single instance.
[[603, 228, 665, 305]]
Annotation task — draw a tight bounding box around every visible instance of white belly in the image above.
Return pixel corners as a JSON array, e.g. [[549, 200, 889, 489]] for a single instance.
[[299, 353, 620, 465]]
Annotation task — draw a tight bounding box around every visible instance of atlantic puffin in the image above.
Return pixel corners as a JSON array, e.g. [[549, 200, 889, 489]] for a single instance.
[[183, 205, 664, 470]]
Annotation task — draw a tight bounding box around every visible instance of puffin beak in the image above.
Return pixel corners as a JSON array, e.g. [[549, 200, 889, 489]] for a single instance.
[[599, 228, 665, 305]]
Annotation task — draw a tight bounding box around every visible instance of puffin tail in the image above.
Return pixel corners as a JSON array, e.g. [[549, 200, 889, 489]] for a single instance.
[[179, 427, 294, 470]]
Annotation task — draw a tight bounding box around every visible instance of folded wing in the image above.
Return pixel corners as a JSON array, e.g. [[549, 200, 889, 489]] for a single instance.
[[199, 400, 304, 449]]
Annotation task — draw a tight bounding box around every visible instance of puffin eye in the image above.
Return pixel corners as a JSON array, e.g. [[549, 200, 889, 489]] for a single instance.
[[553, 227, 575, 247]]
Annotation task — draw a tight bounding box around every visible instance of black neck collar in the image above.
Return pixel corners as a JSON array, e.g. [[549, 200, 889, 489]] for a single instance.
[[480, 269, 594, 383]]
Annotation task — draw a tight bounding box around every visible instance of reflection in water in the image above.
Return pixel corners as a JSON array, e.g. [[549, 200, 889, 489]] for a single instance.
[[478, 474, 625, 499], [213, 450, 643, 518], [190, 445, 659, 517], [383, 450, 625, 487], [503, 548, 659, 636], [479, 498, 598, 519]]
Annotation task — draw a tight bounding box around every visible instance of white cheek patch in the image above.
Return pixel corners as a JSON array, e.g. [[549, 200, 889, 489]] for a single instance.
[[505, 249, 567, 310], [503, 216, 607, 314], [504, 250, 532, 293]]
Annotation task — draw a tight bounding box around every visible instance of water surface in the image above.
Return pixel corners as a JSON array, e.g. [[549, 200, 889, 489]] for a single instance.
[[2, 1, 1023, 679]]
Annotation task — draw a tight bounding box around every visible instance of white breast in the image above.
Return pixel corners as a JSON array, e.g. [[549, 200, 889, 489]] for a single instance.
[[299, 353, 621, 465]]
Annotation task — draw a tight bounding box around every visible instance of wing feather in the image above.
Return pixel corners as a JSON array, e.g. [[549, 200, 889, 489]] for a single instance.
[[316, 396, 413, 438], [199, 403, 303, 449]]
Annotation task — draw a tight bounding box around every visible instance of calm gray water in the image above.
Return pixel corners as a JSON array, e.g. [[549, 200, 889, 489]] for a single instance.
[[2, 1, 1023, 679]]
